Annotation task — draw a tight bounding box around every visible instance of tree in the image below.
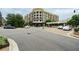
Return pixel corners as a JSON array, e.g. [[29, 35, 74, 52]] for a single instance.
[[67, 14, 79, 27], [46, 19, 53, 22], [6, 13, 25, 28]]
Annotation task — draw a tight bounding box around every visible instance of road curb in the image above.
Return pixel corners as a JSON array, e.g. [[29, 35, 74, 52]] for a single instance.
[[8, 38, 19, 51], [72, 34, 79, 38], [67, 32, 79, 40], [45, 28, 79, 40], [44, 29, 69, 37]]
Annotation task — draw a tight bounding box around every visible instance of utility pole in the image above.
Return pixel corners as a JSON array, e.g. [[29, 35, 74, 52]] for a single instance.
[[0, 11, 3, 26]]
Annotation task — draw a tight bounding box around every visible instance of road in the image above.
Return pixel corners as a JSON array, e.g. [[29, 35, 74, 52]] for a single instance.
[[0, 27, 79, 51]]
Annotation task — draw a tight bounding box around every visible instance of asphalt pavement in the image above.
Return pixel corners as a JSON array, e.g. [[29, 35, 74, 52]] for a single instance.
[[0, 27, 79, 51]]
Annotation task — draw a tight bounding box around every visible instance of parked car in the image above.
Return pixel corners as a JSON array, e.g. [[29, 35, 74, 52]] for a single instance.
[[63, 26, 72, 31], [4, 25, 15, 29], [58, 26, 63, 29]]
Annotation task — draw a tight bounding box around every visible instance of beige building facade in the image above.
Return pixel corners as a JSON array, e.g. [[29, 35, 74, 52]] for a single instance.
[[24, 8, 59, 26]]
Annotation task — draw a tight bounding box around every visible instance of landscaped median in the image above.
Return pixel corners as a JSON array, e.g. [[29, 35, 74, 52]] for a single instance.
[[0, 36, 19, 51], [0, 36, 9, 51], [67, 27, 79, 39], [73, 32, 79, 38], [70, 26, 79, 38], [67, 31, 79, 39], [72, 26, 79, 38]]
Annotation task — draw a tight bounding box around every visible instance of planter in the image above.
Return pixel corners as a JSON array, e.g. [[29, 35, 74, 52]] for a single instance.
[[0, 47, 9, 51], [0, 37, 9, 49], [74, 32, 79, 35], [0, 38, 19, 51]]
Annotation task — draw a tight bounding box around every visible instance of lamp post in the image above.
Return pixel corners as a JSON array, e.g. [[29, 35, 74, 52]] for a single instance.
[[0, 11, 3, 27], [73, 10, 76, 13], [73, 9, 79, 13]]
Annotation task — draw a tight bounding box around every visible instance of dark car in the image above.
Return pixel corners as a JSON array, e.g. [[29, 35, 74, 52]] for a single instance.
[[4, 25, 16, 29]]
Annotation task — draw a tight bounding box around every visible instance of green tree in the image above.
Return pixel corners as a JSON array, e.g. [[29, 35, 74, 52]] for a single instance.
[[46, 19, 53, 22], [6, 13, 25, 28], [67, 14, 79, 27]]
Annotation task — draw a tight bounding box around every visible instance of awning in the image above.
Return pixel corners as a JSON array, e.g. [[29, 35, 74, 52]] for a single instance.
[[46, 22, 65, 24]]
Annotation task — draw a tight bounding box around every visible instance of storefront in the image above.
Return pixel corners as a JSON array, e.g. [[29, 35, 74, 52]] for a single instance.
[[46, 22, 66, 27]]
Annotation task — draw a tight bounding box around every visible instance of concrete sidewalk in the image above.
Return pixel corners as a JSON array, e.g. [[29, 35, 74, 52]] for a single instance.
[[72, 34, 79, 38], [68, 32, 79, 38], [44, 27, 71, 36], [8, 38, 19, 51], [44, 27, 79, 39]]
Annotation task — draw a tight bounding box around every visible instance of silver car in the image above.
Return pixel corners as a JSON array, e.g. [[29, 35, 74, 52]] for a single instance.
[[58, 26, 63, 29], [63, 26, 72, 31]]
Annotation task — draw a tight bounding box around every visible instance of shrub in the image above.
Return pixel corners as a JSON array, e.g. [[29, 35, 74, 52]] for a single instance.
[[0, 36, 9, 49], [46, 19, 52, 22], [74, 26, 79, 32]]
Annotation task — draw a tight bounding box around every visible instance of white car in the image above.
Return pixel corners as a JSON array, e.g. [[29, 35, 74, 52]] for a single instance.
[[25, 26, 30, 29], [58, 26, 63, 29], [63, 26, 72, 31]]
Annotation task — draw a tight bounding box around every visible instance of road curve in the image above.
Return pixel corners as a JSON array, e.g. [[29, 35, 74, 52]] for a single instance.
[[0, 27, 79, 51]]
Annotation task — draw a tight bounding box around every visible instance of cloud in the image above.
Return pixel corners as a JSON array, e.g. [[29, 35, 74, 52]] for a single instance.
[[0, 8, 79, 21], [44, 8, 76, 20], [0, 8, 32, 17]]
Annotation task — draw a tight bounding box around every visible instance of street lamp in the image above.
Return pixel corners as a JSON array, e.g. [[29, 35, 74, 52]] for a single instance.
[[73, 10, 76, 13], [73, 9, 79, 13]]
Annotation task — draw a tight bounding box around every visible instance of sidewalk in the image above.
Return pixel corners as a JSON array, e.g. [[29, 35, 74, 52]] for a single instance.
[[8, 38, 19, 51], [72, 34, 79, 38], [68, 32, 79, 38], [44, 27, 79, 40], [44, 27, 71, 36]]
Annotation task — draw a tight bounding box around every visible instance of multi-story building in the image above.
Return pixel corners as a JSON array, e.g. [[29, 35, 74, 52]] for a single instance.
[[24, 8, 59, 26]]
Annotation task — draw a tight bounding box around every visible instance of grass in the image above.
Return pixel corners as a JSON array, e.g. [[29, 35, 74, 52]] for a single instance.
[[0, 36, 7, 45], [0, 36, 9, 49]]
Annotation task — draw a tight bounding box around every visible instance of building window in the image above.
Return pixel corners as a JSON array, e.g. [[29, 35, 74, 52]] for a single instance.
[[37, 11, 38, 13], [37, 15, 38, 16], [34, 15, 36, 16]]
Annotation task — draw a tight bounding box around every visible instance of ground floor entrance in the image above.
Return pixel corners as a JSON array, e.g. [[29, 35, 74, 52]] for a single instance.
[[33, 23, 44, 27], [32, 22, 66, 27]]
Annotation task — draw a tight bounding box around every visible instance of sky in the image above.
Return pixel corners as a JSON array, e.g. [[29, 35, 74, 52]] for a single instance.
[[0, 8, 79, 21]]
